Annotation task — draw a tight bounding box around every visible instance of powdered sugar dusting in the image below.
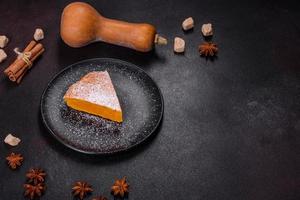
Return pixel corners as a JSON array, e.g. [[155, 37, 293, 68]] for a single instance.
[[64, 71, 121, 111], [41, 58, 163, 154]]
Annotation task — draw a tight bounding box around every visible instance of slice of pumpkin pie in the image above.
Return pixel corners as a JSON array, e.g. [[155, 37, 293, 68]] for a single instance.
[[63, 71, 123, 122]]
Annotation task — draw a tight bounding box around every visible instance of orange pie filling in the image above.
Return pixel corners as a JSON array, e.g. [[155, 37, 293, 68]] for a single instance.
[[63, 71, 123, 123], [64, 98, 123, 122]]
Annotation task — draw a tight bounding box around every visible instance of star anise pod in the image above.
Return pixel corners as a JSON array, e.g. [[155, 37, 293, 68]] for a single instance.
[[92, 196, 108, 200], [26, 168, 46, 184], [24, 183, 45, 199], [72, 181, 93, 199], [6, 152, 23, 169], [198, 42, 218, 57], [111, 177, 129, 198]]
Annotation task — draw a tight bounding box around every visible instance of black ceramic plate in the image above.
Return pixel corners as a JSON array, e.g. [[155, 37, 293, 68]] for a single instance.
[[40, 58, 163, 154]]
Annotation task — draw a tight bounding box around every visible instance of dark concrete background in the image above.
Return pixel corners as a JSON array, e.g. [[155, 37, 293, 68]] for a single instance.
[[0, 0, 299, 199]]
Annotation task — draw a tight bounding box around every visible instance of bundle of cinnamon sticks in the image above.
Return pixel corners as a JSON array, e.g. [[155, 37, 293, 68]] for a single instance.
[[4, 40, 45, 84]]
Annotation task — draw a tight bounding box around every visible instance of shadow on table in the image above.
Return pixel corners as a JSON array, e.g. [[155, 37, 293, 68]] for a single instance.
[[56, 38, 167, 71], [37, 38, 165, 165], [38, 113, 163, 165]]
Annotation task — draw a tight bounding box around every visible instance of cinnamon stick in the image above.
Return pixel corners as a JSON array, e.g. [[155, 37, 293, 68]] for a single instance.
[[4, 40, 44, 83], [16, 48, 45, 83], [4, 41, 37, 76]]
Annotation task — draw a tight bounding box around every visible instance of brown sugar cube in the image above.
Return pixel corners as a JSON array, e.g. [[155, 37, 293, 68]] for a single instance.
[[34, 28, 44, 41], [174, 37, 185, 53], [201, 23, 213, 36], [0, 35, 9, 48], [4, 134, 21, 146], [182, 17, 194, 31], [0, 49, 7, 63]]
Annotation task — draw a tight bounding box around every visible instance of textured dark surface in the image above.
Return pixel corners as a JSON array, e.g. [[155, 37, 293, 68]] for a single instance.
[[41, 58, 163, 154], [0, 0, 300, 200]]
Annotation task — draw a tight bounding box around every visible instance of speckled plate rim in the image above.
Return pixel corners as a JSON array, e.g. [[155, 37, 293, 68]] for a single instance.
[[40, 58, 164, 155]]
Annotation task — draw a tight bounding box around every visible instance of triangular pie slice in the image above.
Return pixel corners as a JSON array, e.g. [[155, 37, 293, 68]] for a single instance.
[[63, 71, 123, 122]]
